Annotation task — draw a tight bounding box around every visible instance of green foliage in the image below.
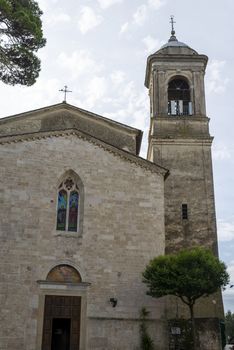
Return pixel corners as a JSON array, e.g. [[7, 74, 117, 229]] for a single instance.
[[143, 248, 229, 350], [139, 307, 154, 350], [0, 0, 46, 85], [225, 310, 234, 342], [143, 247, 229, 307]]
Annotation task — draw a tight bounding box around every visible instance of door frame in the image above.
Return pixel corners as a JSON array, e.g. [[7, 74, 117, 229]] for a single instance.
[[36, 281, 90, 350]]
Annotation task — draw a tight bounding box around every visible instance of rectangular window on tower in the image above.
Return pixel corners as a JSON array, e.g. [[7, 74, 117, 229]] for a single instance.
[[182, 204, 188, 220]]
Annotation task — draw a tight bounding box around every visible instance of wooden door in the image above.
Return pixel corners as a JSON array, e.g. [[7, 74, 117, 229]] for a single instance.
[[42, 295, 81, 350]]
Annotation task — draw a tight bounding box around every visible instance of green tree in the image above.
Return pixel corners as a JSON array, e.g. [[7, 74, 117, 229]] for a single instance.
[[225, 310, 234, 342], [142, 247, 229, 350], [0, 0, 46, 85]]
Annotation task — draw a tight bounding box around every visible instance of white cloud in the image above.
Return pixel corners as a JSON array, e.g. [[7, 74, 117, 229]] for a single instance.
[[31, 78, 62, 103], [37, 0, 48, 11], [120, 22, 129, 34], [83, 76, 108, 109], [213, 143, 232, 160], [57, 50, 103, 79], [103, 77, 149, 156], [218, 220, 234, 242], [148, 0, 165, 9], [97, 0, 123, 9], [78, 6, 103, 34], [38, 0, 60, 13], [46, 12, 71, 26], [206, 60, 229, 94], [142, 35, 164, 54], [133, 5, 147, 26], [120, 0, 165, 34], [0, 77, 62, 116], [110, 71, 126, 85]]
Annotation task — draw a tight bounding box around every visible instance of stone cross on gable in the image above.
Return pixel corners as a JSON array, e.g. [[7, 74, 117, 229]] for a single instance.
[[59, 85, 72, 103]]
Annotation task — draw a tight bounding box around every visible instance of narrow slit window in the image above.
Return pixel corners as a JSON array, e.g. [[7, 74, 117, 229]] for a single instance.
[[68, 191, 79, 232], [57, 190, 67, 230], [182, 204, 188, 220]]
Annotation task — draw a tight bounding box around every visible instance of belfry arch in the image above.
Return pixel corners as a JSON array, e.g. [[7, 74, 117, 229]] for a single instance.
[[167, 77, 192, 115]]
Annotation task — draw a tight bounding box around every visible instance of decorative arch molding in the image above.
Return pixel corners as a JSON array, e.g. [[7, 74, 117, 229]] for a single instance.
[[56, 169, 84, 190], [167, 74, 191, 87], [166, 71, 193, 88], [56, 169, 84, 235], [46, 264, 82, 283], [43, 260, 85, 282]]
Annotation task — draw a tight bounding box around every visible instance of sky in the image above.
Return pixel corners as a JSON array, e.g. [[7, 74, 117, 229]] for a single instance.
[[1, 0, 233, 312]]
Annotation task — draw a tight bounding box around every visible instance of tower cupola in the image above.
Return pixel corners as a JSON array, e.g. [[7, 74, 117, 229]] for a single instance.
[[145, 21, 208, 120]]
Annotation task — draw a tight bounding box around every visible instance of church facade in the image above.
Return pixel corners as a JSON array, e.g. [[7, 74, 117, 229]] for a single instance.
[[0, 30, 224, 350]]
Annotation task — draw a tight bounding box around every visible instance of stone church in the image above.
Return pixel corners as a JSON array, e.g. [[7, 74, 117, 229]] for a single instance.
[[0, 27, 224, 350]]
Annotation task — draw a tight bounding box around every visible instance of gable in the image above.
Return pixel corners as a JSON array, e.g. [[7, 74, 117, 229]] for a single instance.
[[0, 102, 142, 155], [0, 128, 169, 178]]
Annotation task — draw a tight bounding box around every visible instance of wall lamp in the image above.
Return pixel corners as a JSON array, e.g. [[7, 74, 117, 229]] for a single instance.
[[109, 298, 117, 307]]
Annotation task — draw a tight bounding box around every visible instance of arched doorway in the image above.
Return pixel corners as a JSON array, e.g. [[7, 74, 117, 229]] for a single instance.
[[41, 265, 82, 350]]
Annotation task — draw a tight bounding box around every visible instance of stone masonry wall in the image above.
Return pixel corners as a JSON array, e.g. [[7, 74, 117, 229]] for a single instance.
[[152, 141, 224, 322], [0, 134, 166, 350]]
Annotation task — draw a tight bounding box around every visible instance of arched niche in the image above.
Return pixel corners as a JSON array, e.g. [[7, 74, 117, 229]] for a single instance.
[[46, 264, 82, 283]]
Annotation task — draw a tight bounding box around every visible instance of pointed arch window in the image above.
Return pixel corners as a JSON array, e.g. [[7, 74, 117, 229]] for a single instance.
[[56, 177, 80, 232]]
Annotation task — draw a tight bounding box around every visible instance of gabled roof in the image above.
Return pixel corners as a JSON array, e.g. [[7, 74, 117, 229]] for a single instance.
[[0, 102, 143, 156], [0, 127, 169, 179]]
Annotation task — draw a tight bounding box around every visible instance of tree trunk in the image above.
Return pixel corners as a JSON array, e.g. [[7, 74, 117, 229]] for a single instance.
[[189, 303, 197, 350]]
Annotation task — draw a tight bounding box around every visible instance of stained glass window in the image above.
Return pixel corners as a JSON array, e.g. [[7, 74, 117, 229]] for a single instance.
[[56, 177, 80, 232], [56, 190, 67, 230], [68, 191, 79, 232]]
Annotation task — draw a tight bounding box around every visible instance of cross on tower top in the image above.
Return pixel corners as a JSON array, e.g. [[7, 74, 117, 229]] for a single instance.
[[170, 15, 176, 36], [59, 85, 72, 103]]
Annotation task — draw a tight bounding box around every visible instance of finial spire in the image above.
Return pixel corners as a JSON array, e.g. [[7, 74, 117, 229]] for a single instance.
[[170, 15, 176, 36], [59, 85, 72, 103], [169, 15, 177, 42]]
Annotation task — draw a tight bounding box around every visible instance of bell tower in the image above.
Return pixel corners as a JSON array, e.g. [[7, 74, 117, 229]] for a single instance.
[[145, 20, 225, 347], [145, 22, 218, 255]]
